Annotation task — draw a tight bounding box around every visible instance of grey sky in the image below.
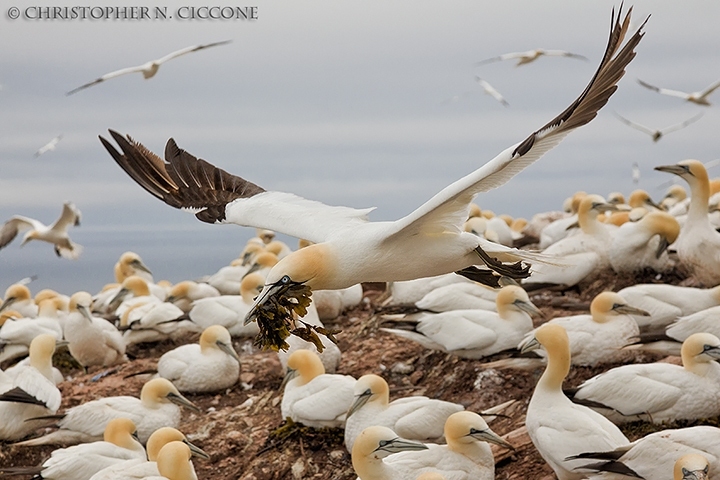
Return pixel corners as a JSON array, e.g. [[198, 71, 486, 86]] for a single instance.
[[1, 1, 718, 295]]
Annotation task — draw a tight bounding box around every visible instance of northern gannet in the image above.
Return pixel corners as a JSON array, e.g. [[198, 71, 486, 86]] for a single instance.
[[656, 160, 720, 285], [662, 185, 688, 210], [344, 374, 464, 452], [0, 298, 63, 364], [157, 325, 240, 393], [674, 454, 710, 480], [538, 192, 587, 249], [411, 281, 498, 313], [16, 377, 200, 446], [637, 78, 720, 106], [388, 274, 471, 306], [1, 418, 146, 480], [608, 211, 680, 273], [153, 441, 200, 480], [474, 76, 509, 107], [66, 40, 232, 95], [522, 324, 629, 479], [475, 49, 588, 66], [0, 284, 37, 317], [280, 349, 355, 429], [33, 134, 63, 158], [614, 111, 704, 142], [166, 280, 220, 313], [114, 251, 154, 284], [110, 275, 162, 317], [119, 300, 197, 345], [351, 426, 429, 480], [382, 285, 540, 359], [0, 202, 82, 259], [569, 332, 720, 424]]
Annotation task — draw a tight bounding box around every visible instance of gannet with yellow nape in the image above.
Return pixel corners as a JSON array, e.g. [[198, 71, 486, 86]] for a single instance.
[[0, 202, 82, 259]]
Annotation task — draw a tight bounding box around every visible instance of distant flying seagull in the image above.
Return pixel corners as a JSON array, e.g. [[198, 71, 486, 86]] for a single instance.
[[474, 76, 509, 107], [614, 111, 704, 142], [476, 49, 588, 67], [632, 162, 640, 184], [66, 40, 232, 95], [0, 202, 82, 259], [34, 135, 62, 158], [637, 78, 720, 106]]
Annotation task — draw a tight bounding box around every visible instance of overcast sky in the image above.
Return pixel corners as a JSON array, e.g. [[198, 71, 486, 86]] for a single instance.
[[1, 1, 718, 295]]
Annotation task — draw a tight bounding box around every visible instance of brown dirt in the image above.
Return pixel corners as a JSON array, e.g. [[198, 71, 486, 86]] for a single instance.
[[1, 270, 717, 479]]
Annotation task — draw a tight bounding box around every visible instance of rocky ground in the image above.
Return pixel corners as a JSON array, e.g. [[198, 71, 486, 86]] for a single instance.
[[1, 267, 717, 479]]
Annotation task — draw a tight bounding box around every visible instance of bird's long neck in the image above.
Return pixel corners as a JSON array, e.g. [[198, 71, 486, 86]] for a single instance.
[[578, 209, 602, 235], [537, 345, 570, 392], [688, 176, 711, 224], [447, 438, 493, 467]]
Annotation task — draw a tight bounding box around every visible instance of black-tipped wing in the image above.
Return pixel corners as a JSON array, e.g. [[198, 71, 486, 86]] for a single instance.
[[0, 386, 50, 407], [154, 40, 232, 65]]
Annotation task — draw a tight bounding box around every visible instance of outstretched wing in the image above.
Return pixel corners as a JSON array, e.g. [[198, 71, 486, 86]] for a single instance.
[[384, 7, 647, 242], [637, 78, 690, 100], [661, 112, 704, 135], [699, 79, 720, 97], [50, 202, 82, 231], [0, 216, 43, 250], [542, 50, 589, 61], [100, 131, 374, 243], [475, 76, 509, 107], [154, 40, 232, 65], [66, 65, 147, 96], [614, 111, 655, 135]]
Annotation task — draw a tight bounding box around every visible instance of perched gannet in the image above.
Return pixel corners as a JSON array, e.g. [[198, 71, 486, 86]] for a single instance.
[[614, 111, 704, 142], [120, 300, 198, 345], [657, 160, 720, 285], [0, 298, 63, 363], [522, 291, 648, 366], [2, 418, 146, 480], [115, 252, 154, 284], [88, 427, 209, 480], [33, 134, 63, 157], [609, 211, 680, 273], [0, 202, 82, 259], [205, 244, 266, 294], [661, 306, 720, 351], [0, 334, 62, 440], [5, 333, 64, 384], [64, 292, 126, 371], [157, 325, 240, 393], [474, 76, 509, 107], [638, 78, 720, 106], [569, 333, 720, 424], [674, 454, 711, 480], [522, 324, 629, 479], [280, 350, 355, 429], [383, 285, 540, 359], [662, 185, 688, 210], [570, 426, 719, 479], [102, 8, 646, 348], [16, 378, 199, 446], [110, 275, 162, 317], [382, 411, 513, 480], [352, 426, 429, 480], [67, 40, 232, 95], [0, 284, 37, 317], [166, 280, 220, 312], [476, 48, 587, 66], [153, 441, 200, 480], [344, 374, 464, 452]]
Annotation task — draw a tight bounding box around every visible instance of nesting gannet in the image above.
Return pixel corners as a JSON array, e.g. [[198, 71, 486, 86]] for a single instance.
[[351, 426, 429, 480], [408, 281, 497, 313], [474, 77, 509, 107], [522, 291, 647, 366], [110, 275, 162, 317], [657, 306, 720, 353], [152, 441, 200, 480], [569, 333, 720, 424], [280, 350, 355, 429], [0, 284, 38, 317], [157, 325, 240, 393], [115, 251, 154, 284], [0, 298, 63, 364], [344, 374, 464, 452], [570, 426, 719, 479], [382, 411, 512, 480], [383, 285, 540, 359], [66, 40, 232, 95], [2, 418, 146, 480], [119, 300, 198, 345], [476, 48, 588, 66], [101, 8, 645, 351], [522, 324, 629, 479], [656, 160, 720, 285], [33, 134, 63, 158], [166, 280, 220, 312], [388, 274, 471, 306], [0, 334, 62, 440], [614, 111, 704, 142], [0, 202, 82, 259], [205, 244, 266, 294], [638, 78, 720, 106], [88, 427, 209, 480], [674, 454, 711, 480], [662, 185, 688, 210], [609, 211, 680, 273], [16, 377, 199, 446]]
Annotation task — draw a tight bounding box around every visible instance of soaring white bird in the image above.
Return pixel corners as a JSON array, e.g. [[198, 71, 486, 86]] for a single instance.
[[383, 411, 513, 480], [351, 426, 429, 480], [66, 40, 232, 95], [521, 323, 629, 479], [638, 78, 720, 106], [101, 8, 646, 351], [474, 76, 509, 107], [569, 333, 720, 424], [344, 374, 464, 452], [476, 48, 588, 66], [34, 134, 63, 157], [1, 418, 146, 480], [157, 325, 240, 393], [614, 111, 704, 142], [15, 377, 200, 446], [569, 426, 719, 480], [382, 285, 540, 359], [280, 349, 356, 429], [656, 160, 720, 286], [609, 211, 680, 273], [0, 202, 82, 259]]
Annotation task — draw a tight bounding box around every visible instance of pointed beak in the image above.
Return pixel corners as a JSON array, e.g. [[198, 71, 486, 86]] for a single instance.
[[702, 345, 720, 360], [613, 304, 651, 317], [346, 390, 372, 418], [0, 297, 16, 313], [595, 202, 618, 214], [682, 468, 709, 480], [244, 283, 283, 326], [242, 263, 262, 278], [645, 198, 663, 211], [217, 341, 240, 364], [183, 438, 210, 460], [167, 391, 201, 413], [469, 427, 514, 450], [519, 335, 541, 354], [108, 288, 130, 311], [131, 260, 152, 275], [241, 251, 255, 266], [655, 236, 671, 259], [375, 437, 428, 454], [279, 367, 297, 390], [514, 299, 543, 318], [655, 164, 692, 177], [78, 304, 94, 322]]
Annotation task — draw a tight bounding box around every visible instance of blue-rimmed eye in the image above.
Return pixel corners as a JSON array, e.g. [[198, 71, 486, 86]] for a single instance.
[[281, 275, 290, 284]]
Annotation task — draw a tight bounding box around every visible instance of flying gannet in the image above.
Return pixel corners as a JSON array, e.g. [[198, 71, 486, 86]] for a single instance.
[[66, 40, 232, 95], [637, 78, 720, 106], [474, 76, 509, 107], [0, 202, 82, 259], [614, 111, 704, 142], [476, 49, 588, 67], [100, 7, 647, 351], [33, 134, 63, 158]]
